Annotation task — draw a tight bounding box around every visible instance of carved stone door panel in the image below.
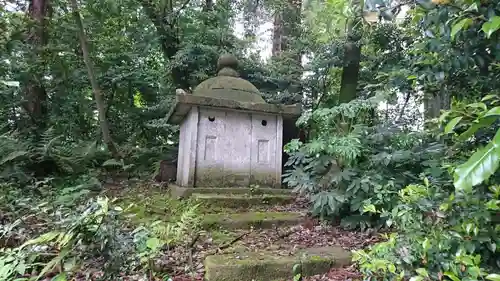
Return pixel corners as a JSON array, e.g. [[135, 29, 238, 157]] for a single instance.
[[250, 113, 278, 187], [223, 111, 252, 186], [195, 108, 226, 186]]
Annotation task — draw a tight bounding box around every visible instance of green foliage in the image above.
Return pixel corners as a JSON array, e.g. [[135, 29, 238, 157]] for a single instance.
[[0, 185, 202, 280], [0, 196, 133, 280], [284, 96, 445, 229], [132, 203, 201, 278], [354, 178, 499, 280]]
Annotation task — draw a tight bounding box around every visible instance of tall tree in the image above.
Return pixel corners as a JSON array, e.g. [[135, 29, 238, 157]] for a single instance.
[[69, 0, 120, 158], [23, 0, 51, 131], [271, 0, 303, 95], [338, 0, 362, 103]]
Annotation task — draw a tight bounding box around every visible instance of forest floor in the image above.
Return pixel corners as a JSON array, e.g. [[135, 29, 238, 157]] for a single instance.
[[1, 180, 381, 281], [98, 181, 383, 281]]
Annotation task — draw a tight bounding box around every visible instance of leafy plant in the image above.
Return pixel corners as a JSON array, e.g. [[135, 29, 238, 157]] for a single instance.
[[132, 202, 201, 280]]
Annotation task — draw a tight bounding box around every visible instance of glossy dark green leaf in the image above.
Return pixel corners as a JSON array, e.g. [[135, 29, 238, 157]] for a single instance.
[[482, 16, 500, 38], [451, 18, 472, 40], [444, 116, 462, 134], [454, 129, 500, 192], [486, 274, 500, 281], [483, 106, 500, 117], [459, 117, 496, 141]]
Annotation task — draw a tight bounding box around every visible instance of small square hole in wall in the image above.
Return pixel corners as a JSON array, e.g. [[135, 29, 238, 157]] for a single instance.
[[261, 120, 267, 126], [208, 116, 215, 122]]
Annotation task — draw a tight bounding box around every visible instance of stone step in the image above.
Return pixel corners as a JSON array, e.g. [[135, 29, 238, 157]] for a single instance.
[[169, 185, 295, 199], [202, 211, 304, 230], [192, 193, 295, 209], [204, 246, 352, 281]]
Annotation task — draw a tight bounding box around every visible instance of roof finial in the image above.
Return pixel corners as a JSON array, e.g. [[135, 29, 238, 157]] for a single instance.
[[217, 53, 239, 77]]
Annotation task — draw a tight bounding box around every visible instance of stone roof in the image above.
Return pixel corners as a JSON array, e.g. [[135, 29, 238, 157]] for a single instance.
[[166, 54, 301, 124], [191, 54, 266, 103], [166, 94, 301, 124]]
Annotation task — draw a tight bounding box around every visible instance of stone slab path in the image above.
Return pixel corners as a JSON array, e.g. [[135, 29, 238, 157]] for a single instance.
[[167, 185, 371, 281]]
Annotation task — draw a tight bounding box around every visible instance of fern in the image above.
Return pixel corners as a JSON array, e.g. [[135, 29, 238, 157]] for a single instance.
[[150, 203, 201, 245]]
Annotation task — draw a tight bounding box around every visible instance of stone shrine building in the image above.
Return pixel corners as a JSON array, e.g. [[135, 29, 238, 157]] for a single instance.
[[166, 54, 301, 188]]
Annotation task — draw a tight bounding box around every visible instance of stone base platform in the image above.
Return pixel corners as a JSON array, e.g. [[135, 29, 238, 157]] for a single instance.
[[204, 246, 352, 281], [202, 211, 304, 230], [192, 193, 295, 209], [169, 184, 295, 199]]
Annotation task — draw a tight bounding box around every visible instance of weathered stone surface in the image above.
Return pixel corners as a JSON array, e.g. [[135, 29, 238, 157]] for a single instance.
[[169, 184, 295, 199], [166, 93, 301, 124], [204, 246, 352, 281], [192, 193, 295, 209], [202, 211, 303, 230], [191, 53, 266, 104], [169, 54, 301, 189]]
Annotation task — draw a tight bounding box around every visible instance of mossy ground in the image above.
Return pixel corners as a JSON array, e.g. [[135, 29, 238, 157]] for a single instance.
[[208, 229, 240, 245], [114, 188, 204, 225]]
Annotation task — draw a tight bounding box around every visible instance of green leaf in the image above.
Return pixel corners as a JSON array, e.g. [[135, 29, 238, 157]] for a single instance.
[[15, 262, 26, 276], [102, 159, 123, 167], [416, 268, 429, 277], [454, 129, 500, 192], [363, 204, 377, 214], [483, 106, 500, 117], [0, 151, 29, 165], [465, 3, 478, 11], [444, 272, 461, 281], [482, 94, 498, 102], [146, 237, 163, 250], [0, 80, 20, 87], [481, 16, 500, 38], [20, 231, 60, 249], [444, 117, 462, 134], [467, 102, 487, 110], [52, 273, 68, 281], [451, 18, 472, 39], [459, 117, 496, 141], [409, 276, 424, 281], [422, 238, 431, 251], [37, 248, 69, 280], [486, 274, 500, 281]]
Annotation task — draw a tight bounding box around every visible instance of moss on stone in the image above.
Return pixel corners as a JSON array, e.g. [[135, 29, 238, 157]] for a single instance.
[[192, 76, 266, 103], [204, 246, 352, 281], [116, 188, 210, 226], [202, 211, 303, 230], [166, 94, 302, 124], [169, 185, 294, 200], [193, 193, 295, 209], [193, 169, 281, 188], [210, 230, 239, 245]]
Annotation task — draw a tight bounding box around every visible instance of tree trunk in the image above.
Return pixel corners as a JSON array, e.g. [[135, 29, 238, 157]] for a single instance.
[[271, 0, 303, 95], [424, 86, 450, 125], [23, 0, 51, 131], [69, 0, 120, 159], [338, 0, 362, 104], [139, 0, 190, 90], [272, 11, 284, 56], [243, 0, 259, 42], [204, 0, 213, 11]]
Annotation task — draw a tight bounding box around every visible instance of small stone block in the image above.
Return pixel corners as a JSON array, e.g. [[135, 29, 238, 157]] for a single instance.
[[202, 211, 304, 230], [192, 193, 295, 209], [204, 246, 352, 281]]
